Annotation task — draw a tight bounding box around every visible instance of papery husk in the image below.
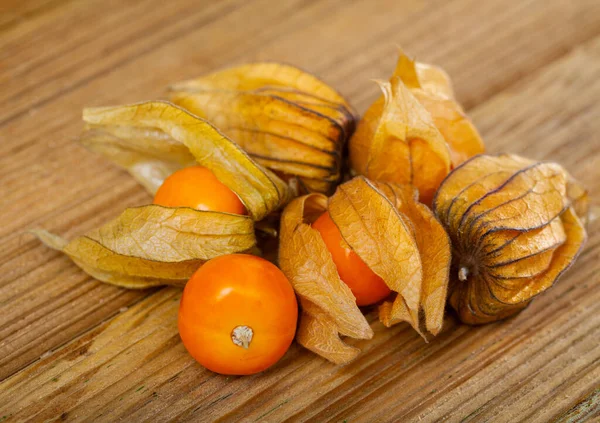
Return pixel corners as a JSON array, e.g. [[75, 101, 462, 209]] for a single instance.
[[81, 101, 291, 221], [391, 51, 485, 166], [170, 62, 354, 109], [32, 206, 255, 288], [328, 178, 424, 332], [279, 177, 451, 363], [433, 154, 588, 324], [34, 102, 291, 288], [566, 173, 590, 226], [170, 63, 356, 194], [349, 78, 451, 205], [349, 51, 484, 204], [79, 125, 195, 196], [414, 62, 455, 99], [279, 192, 373, 364], [373, 182, 451, 335]]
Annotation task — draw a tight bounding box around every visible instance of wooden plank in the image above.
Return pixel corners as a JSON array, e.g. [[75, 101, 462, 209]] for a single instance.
[[0, 0, 243, 122], [4, 0, 600, 140], [1, 30, 598, 422], [277, 0, 600, 110], [554, 388, 600, 423], [0, 0, 69, 31], [0, 186, 155, 378]]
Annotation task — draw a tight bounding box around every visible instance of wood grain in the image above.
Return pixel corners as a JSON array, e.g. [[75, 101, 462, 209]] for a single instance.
[[0, 0, 599, 421]]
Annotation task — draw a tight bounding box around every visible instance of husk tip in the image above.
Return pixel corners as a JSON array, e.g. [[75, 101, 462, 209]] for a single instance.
[[29, 229, 68, 251]]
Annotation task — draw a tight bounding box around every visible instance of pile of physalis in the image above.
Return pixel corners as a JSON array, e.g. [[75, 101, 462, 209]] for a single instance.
[[34, 51, 589, 375]]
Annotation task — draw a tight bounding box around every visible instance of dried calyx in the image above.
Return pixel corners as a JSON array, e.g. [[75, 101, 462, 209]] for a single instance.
[[433, 154, 588, 324], [34, 101, 291, 288], [279, 177, 451, 363], [170, 63, 357, 195], [349, 50, 484, 205]]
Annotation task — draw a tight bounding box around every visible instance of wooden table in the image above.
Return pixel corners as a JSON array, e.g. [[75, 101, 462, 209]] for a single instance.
[[1, 0, 599, 421]]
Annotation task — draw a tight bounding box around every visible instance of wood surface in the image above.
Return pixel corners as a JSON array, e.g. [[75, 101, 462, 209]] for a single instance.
[[1, 0, 599, 421]]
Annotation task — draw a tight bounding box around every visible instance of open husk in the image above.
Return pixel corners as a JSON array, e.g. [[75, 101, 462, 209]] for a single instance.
[[433, 154, 588, 324], [34, 101, 292, 288], [392, 52, 485, 166], [349, 51, 484, 204], [170, 62, 356, 194], [279, 177, 451, 363]]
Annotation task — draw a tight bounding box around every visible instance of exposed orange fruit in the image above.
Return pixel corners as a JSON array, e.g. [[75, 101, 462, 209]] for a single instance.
[[153, 165, 246, 215], [178, 254, 298, 375], [313, 211, 391, 306]]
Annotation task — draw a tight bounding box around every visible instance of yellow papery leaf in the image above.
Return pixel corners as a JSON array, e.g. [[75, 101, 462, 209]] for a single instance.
[[82, 101, 291, 221], [32, 206, 255, 289], [170, 90, 345, 190], [392, 50, 484, 166], [171, 64, 356, 194], [279, 193, 373, 364], [171, 62, 354, 110], [280, 177, 451, 362], [34, 101, 294, 288], [328, 177, 423, 331], [434, 154, 588, 324], [349, 78, 451, 205], [374, 182, 451, 335], [350, 51, 484, 202]]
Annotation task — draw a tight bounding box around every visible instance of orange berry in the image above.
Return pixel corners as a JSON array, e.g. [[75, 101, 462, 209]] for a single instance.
[[178, 254, 298, 375], [313, 212, 391, 306], [153, 166, 246, 215]]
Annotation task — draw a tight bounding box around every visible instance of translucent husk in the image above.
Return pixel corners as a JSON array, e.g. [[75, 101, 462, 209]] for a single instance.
[[349, 50, 484, 204], [170, 63, 357, 194], [34, 102, 292, 288], [279, 177, 451, 363], [432, 154, 588, 324]]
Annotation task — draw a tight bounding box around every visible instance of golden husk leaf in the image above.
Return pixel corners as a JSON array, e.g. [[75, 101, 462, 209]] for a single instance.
[[170, 63, 356, 194], [279, 177, 451, 363], [32, 206, 255, 288], [349, 51, 484, 204], [392, 51, 485, 166], [279, 192, 373, 364], [34, 102, 292, 288], [170, 62, 353, 107], [566, 173, 590, 226], [373, 182, 452, 335], [414, 62, 455, 99], [328, 178, 424, 332], [433, 154, 588, 324], [81, 101, 291, 221], [349, 78, 450, 205]]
